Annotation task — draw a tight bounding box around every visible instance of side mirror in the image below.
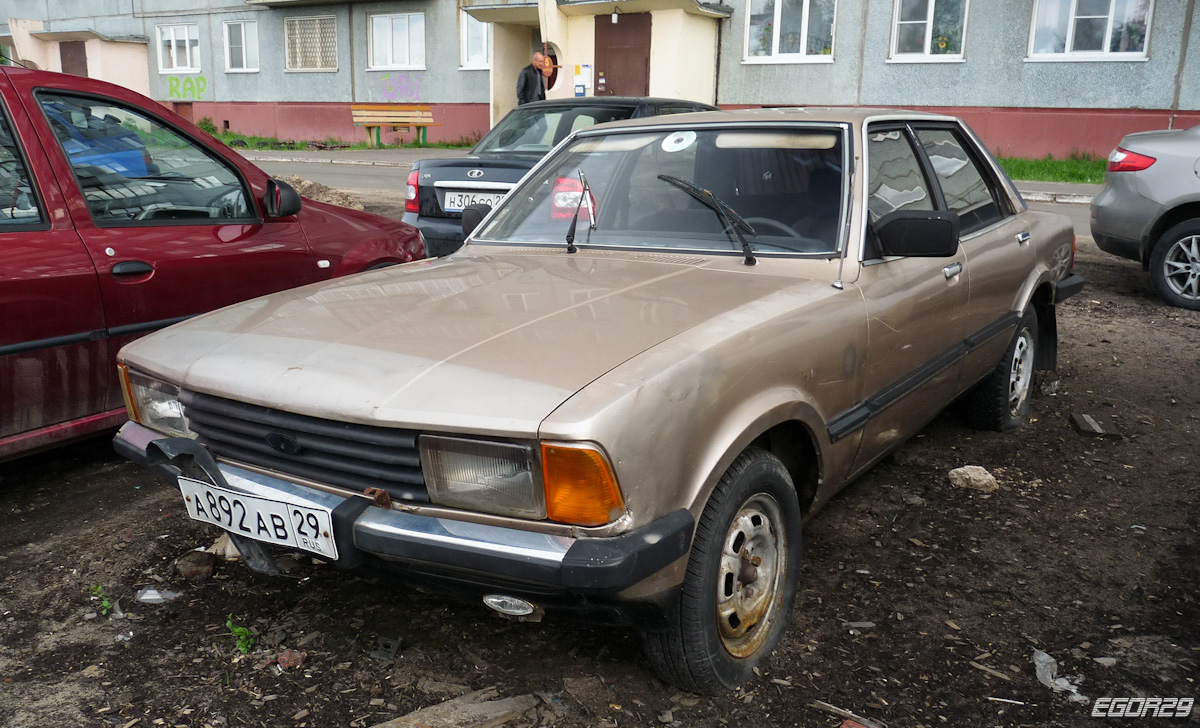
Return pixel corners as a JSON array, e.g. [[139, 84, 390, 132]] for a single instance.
[[874, 210, 960, 257], [461, 203, 492, 237], [265, 178, 302, 218]]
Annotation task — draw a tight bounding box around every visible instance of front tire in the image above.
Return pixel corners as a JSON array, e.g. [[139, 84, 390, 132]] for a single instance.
[[964, 308, 1038, 431], [641, 448, 802, 694], [1150, 221, 1200, 310]]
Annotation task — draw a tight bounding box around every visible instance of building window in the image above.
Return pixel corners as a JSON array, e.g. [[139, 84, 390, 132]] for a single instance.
[[744, 0, 837, 61], [460, 12, 490, 69], [1029, 0, 1152, 58], [369, 13, 425, 70], [157, 24, 200, 73], [285, 16, 338, 71], [891, 0, 968, 59], [224, 21, 259, 72]]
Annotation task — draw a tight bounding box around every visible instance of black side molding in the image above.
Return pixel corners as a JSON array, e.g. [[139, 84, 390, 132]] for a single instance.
[[827, 311, 1021, 443]]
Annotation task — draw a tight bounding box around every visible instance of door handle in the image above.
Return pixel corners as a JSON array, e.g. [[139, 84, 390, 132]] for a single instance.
[[943, 262, 963, 279], [111, 261, 154, 276], [1016, 231, 1031, 245]]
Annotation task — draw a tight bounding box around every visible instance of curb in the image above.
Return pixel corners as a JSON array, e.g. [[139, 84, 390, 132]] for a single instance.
[[243, 155, 412, 168], [1019, 191, 1094, 205]]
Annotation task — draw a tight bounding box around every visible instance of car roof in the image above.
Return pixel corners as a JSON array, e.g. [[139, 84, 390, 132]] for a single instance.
[[515, 96, 718, 110], [583, 106, 959, 131]]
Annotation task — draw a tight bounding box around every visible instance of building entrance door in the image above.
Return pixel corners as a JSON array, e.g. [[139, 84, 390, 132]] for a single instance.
[[595, 14, 651, 96]]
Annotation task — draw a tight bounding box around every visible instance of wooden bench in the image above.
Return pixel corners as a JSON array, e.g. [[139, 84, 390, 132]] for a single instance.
[[350, 104, 438, 146]]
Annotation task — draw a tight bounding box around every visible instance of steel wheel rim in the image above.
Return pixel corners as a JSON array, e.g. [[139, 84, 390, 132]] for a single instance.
[[715, 493, 786, 658], [1163, 235, 1200, 301], [1008, 328, 1034, 416]]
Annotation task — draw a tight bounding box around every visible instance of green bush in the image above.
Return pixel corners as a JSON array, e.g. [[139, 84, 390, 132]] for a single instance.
[[196, 117, 218, 134]]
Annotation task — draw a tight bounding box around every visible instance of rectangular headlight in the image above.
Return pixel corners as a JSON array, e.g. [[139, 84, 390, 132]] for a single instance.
[[420, 435, 544, 519], [119, 365, 194, 439]]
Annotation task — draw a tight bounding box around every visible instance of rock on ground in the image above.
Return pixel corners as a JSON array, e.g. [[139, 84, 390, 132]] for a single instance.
[[948, 465, 999, 493]]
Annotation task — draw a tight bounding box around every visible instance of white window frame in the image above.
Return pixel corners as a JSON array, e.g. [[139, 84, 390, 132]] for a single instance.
[[887, 0, 970, 63], [459, 11, 490, 70], [367, 12, 426, 71], [223, 20, 259, 73], [742, 0, 837, 64], [156, 24, 200, 74], [285, 15, 339, 73], [1026, 0, 1154, 62]]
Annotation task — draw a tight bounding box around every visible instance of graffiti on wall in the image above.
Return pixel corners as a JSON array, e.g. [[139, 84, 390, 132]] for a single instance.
[[167, 75, 208, 100], [380, 73, 420, 102]]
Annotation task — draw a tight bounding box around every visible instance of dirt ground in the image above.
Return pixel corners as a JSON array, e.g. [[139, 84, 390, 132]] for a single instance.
[[1, 210, 1196, 727]]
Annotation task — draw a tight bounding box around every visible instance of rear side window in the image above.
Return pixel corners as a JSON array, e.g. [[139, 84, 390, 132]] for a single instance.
[[866, 128, 934, 219], [914, 127, 1006, 234], [37, 92, 253, 225], [0, 106, 44, 227]]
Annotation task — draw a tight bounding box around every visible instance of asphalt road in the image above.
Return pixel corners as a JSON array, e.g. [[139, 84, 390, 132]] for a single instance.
[[257, 161, 410, 196], [260, 159, 1097, 239]]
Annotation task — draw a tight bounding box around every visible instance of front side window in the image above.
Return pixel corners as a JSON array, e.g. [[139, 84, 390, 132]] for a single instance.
[[39, 92, 252, 225], [224, 20, 260, 72], [477, 127, 846, 256], [745, 0, 837, 61], [370, 13, 426, 69], [866, 128, 934, 220], [1030, 0, 1152, 58], [157, 24, 200, 73], [0, 105, 43, 226], [891, 0, 968, 59], [460, 12, 489, 69], [285, 16, 338, 71], [914, 127, 1006, 234]]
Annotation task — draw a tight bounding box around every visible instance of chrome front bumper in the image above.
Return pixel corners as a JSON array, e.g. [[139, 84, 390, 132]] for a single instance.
[[114, 421, 694, 594]]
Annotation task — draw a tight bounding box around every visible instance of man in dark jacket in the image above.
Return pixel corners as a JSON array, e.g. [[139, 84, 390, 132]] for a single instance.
[[516, 51, 546, 106]]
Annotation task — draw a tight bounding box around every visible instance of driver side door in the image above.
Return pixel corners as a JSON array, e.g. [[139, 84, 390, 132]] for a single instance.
[[16, 82, 315, 409]]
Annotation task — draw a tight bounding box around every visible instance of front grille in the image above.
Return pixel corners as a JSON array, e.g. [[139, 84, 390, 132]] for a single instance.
[[180, 391, 427, 502]]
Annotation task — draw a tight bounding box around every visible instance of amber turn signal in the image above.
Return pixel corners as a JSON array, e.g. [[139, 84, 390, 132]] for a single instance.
[[541, 443, 625, 526], [117, 363, 140, 423]]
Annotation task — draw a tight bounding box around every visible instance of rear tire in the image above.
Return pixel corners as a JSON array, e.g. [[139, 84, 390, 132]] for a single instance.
[[640, 447, 802, 694], [964, 308, 1037, 431], [1149, 221, 1200, 310]]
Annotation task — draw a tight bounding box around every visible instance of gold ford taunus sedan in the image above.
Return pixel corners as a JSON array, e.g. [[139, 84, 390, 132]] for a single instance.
[[114, 108, 1083, 693]]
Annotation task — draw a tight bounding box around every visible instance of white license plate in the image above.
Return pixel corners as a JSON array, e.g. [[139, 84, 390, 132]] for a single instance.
[[442, 190, 505, 212], [178, 477, 338, 560]]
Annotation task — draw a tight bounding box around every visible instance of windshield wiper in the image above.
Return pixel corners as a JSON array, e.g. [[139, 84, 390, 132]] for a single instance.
[[657, 174, 757, 266], [564, 168, 595, 254]]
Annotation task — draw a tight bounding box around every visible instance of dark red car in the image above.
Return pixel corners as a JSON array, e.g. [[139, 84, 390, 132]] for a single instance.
[[0, 66, 424, 461]]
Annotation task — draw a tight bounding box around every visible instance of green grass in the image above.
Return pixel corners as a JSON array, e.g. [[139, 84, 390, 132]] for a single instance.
[[197, 118, 475, 152], [997, 152, 1107, 185]]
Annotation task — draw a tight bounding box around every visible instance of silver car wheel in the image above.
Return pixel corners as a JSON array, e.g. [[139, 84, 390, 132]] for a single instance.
[[1162, 235, 1200, 301], [1008, 328, 1034, 416], [716, 494, 786, 658]]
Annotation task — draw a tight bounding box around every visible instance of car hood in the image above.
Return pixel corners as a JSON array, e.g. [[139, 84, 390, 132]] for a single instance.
[[120, 250, 821, 437]]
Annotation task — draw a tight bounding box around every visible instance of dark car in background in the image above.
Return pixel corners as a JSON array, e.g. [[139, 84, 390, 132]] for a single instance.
[[0, 66, 425, 462], [1090, 124, 1200, 309], [404, 96, 717, 256]]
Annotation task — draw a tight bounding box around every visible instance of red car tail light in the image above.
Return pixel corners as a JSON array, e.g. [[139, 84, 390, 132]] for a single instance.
[[551, 176, 581, 220], [406, 168, 419, 213], [550, 176, 595, 220], [1107, 147, 1156, 172]]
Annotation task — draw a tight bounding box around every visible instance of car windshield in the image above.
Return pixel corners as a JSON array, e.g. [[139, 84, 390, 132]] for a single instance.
[[475, 126, 846, 256], [473, 105, 638, 155]]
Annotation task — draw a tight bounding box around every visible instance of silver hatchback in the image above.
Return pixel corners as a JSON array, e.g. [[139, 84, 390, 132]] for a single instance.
[[1090, 124, 1200, 310]]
